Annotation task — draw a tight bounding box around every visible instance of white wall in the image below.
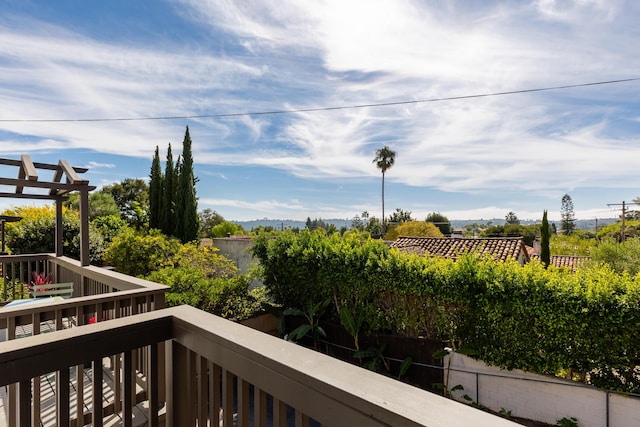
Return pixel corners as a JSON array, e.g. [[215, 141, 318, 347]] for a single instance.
[[445, 352, 640, 427]]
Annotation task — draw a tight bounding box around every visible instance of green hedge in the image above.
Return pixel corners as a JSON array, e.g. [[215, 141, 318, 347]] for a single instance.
[[252, 229, 640, 392]]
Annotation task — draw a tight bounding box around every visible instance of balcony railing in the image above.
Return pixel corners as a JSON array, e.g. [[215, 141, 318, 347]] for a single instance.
[[0, 253, 168, 426], [0, 305, 518, 427]]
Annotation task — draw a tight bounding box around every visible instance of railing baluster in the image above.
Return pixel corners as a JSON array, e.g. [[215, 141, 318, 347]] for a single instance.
[[18, 379, 31, 426], [124, 350, 133, 427], [188, 348, 197, 423], [222, 369, 234, 427], [238, 379, 250, 427], [76, 364, 85, 424], [273, 398, 287, 427], [148, 343, 160, 427], [197, 355, 207, 425], [170, 340, 189, 427], [254, 388, 268, 427], [32, 312, 41, 425], [92, 358, 103, 427], [210, 362, 221, 427], [58, 368, 71, 426]]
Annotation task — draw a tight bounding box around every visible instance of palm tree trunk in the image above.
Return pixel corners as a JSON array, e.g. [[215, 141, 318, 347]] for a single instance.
[[381, 171, 385, 234]]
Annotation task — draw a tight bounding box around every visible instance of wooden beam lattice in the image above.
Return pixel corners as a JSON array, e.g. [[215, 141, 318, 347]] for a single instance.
[[0, 155, 95, 265], [0, 156, 95, 200]]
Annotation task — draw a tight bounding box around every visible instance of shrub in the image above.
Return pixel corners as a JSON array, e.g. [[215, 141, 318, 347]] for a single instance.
[[3, 205, 107, 264], [251, 229, 640, 392], [147, 267, 268, 321], [104, 228, 181, 276]]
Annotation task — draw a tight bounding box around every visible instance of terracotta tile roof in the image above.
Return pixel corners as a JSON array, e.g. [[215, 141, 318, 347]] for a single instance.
[[390, 236, 530, 263], [531, 254, 591, 272]]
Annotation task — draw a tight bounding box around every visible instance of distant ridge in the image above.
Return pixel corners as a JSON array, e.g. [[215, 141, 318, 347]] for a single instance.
[[234, 217, 618, 231]]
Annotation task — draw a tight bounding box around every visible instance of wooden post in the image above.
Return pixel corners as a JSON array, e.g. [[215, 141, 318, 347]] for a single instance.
[[79, 189, 90, 266], [55, 196, 64, 257]]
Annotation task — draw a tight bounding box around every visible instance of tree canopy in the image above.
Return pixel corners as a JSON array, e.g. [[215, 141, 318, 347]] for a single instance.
[[425, 212, 452, 236], [373, 146, 396, 232], [560, 194, 576, 235]]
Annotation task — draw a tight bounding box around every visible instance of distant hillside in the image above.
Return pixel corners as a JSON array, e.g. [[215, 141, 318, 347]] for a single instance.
[[235, 218, 351, 231], [235, 217, 618, 231]]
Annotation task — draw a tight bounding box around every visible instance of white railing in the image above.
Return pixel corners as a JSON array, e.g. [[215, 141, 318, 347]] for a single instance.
[[0, 305, 519, 427]]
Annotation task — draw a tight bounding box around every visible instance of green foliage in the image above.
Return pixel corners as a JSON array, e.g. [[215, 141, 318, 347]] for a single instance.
[[175, 126, 199, 243], [339, 305, 365, 351], [541, 210, 550, 268], [104, 228, 181, 276], [388, 208, 414, 225], [90, 214, 129, 245], [284, 298, 330, 350], [373, 146, 396, 233], [550, 234, 595, 256], [149, 146, 163, 230], [64, 190, 120, 220], [590, 238, 640, 276], [561, 194, 576, 235], [161, 143, 177, 236], [354, 343, 391, 372], [556, 416, 579, 427], [425, 212, 451, 235], [103, 178, 149, 229], [384, 221, 444, 240], [597, 220, 640, 242], [505, 211, 520, 225], [147, 267, 266, 321], [171, 241, 238, 279], [251, 229, 640, 393], [480, 223, 538, 246], [210, 221, 246, 238], [199, 209, 225, 237], [3, 205, 107, 264]]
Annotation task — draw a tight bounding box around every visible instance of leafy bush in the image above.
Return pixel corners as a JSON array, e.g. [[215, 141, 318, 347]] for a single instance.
[[383, 221, 443, 240], [251, 229, 640, 392], [597, 220, 640, 241], [104, 228, 181, 276], [171, 241, 238, 279], [147, 267, 268, 321], [550, 233, 595, 256], [3, 205, 107, 264], [210, 221, 246, 238], [589, 237, 640, 276]]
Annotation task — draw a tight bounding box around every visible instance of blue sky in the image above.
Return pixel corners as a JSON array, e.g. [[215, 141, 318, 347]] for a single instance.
[[1, 0, 639, 222]]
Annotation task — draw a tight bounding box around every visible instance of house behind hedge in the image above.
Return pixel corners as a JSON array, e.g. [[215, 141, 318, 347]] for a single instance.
[[390, 236, 530, 265]]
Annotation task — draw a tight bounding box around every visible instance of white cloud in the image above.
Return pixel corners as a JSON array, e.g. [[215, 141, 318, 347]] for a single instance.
[[1, 1, 639, 220]]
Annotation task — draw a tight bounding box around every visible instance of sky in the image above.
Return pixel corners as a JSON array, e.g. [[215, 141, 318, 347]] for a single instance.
[[1, 0, 639, 223]]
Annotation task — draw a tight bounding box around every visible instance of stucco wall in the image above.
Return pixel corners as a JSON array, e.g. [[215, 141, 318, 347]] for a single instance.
[[445, 352, 640, 427], [210, 237, 263, 289]]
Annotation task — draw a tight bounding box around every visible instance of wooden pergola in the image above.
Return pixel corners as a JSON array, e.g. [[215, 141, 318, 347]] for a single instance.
[[0, 154, 96, 265]]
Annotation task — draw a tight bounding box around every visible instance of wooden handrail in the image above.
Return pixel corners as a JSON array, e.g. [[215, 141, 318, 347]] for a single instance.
[[0, 306, 518, 427]]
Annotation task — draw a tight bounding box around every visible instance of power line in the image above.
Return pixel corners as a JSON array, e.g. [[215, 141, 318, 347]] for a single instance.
[[1, 77, 639, 123]]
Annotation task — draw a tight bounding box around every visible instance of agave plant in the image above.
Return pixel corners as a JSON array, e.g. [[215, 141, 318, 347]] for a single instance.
[[29, 271, 53, 293]]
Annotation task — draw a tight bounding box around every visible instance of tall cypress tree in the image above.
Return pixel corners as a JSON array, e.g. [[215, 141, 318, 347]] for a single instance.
[[540, 210, 550, 268], [177, 126, 199, 242], [161, 144, 176, 236], [149, 146, 163, 230], [174, 154, 183, 239]]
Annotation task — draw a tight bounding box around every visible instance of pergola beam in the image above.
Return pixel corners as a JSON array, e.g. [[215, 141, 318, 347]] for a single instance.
[[0, 156, 94, 266]]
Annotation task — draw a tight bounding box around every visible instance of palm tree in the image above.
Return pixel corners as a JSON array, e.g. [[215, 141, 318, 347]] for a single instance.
[[373, 146, 396, 234]]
